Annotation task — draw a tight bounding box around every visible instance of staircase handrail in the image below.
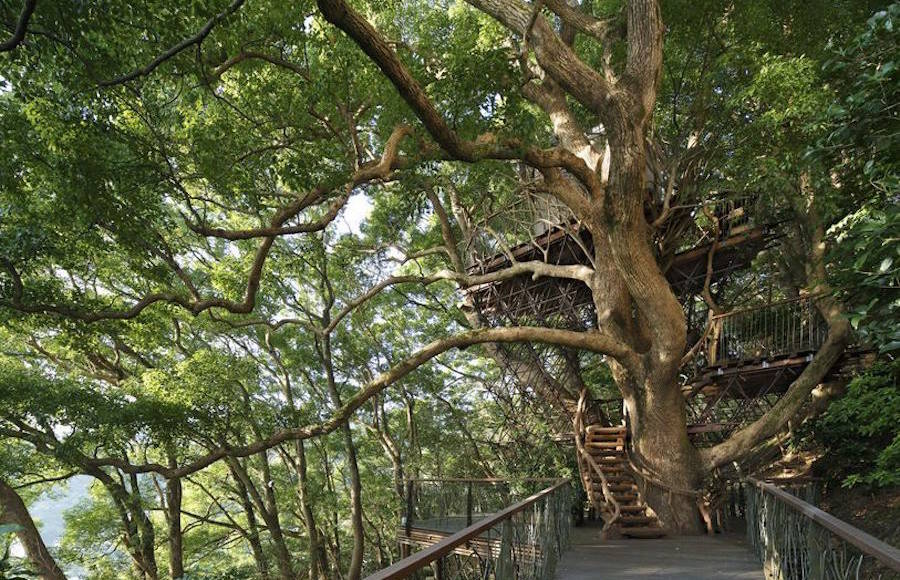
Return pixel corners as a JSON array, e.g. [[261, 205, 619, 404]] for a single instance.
[[574, 388, 621, 535]]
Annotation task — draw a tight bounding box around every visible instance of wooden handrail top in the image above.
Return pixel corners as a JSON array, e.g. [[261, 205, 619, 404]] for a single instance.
[[748, 478, 900, 572], [405, 477, 561, 484], [710, 294, 823, 321], [366, 479, 570, 580]]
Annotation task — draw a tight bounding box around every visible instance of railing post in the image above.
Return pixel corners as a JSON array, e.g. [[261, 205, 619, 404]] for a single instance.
[[466, 481, 473, 527], [404, 480, 414, 537], [496, 518, 514, 580]]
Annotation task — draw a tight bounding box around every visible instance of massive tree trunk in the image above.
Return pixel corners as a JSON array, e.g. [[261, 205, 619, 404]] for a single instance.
[[0, 478, 67, 580]]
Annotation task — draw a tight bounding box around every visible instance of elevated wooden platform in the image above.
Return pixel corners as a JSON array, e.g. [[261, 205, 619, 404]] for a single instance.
[[555, 527, 763, 579]]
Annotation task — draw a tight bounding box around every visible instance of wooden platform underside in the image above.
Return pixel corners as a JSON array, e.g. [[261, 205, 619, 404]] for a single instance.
[[467, 226, 773, 319]]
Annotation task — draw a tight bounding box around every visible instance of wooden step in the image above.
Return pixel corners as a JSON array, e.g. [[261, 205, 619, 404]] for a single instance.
[[587, 430, 624, 438], [588, 453, 624, 461], [587, 437, 625, 446], [587, 450, 624, 457], [595, 465, 625, 474], [594, 457, 625, 468], [619, 515, 655, 526], [621, 526, 666, 539], [586, 426, 627, 435], [618, 505, 647, 514], [586, 441, 625, 449], [611, 493, 638, 503], [587, 431, 625, 439], [592, 483, 635, 493]]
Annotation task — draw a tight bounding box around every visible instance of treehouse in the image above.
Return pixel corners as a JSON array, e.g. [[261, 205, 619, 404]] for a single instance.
[[465, 196, 775, 329], [460, 191, 872, 539]]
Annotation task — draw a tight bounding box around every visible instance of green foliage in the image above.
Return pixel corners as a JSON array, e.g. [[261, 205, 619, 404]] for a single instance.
[[829, 206, 900, 351], [0, 0, 896, 576], [806, 360, 900, 488], [814, 5, 900, 351]]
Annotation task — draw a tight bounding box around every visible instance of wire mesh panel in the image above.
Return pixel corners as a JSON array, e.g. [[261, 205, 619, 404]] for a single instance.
[[744, 479, 900, 580]]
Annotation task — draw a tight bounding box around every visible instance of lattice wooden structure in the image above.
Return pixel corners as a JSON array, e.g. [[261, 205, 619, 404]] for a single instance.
[[462, 191, 873, 537], [464, 194, 784, 440]]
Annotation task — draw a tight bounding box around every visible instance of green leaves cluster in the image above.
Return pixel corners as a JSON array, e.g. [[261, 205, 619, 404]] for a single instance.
[[805, 360, 900, 488]]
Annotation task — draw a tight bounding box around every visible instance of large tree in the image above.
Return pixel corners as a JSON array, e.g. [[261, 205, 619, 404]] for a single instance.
[[0, 0, 892, 571]]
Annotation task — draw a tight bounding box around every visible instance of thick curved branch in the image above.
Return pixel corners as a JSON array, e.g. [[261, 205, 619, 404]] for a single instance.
[[465, 0, 621, 126], [2, 238, 272, 320], [543, 0, 619, 43], [186, 125, 412, 240], [1, 127, 416, 322], [228, 259, 596, 334], [58, 326, 629, 478], [316, 0, 478, 161], [702, 306, 851, 470], [316, 0, 606, 217], [0, 478, 67, 580], [0, 0, 36, 52], [99, 0, 245, 86]]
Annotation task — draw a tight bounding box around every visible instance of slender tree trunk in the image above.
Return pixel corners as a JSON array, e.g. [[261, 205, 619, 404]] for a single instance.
[[87, 468, 158, 580], [296, 439, 327, 580], [0, 479, 67, 580], [227, 458, 295, 580], [230, 470, 271, 579], [128, 473, 159, 580], [320, 335, 365, 580], [165, 476, 183, 579]]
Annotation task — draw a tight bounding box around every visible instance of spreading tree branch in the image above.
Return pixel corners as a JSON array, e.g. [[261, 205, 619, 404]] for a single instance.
[[0, 0, 37, 52], [99, 0, 246, 86]]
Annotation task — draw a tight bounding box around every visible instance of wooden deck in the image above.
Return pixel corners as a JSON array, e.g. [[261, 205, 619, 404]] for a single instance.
[[556, 526, 762, 579]]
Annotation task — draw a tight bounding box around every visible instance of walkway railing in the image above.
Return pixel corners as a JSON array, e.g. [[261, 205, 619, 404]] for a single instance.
[[369, 479, 572, 580], [709, 296, 827, 366], [745, 478, 900, 579]]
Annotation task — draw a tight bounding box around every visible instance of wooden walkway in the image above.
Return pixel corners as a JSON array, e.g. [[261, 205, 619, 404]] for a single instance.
[[556, 526, 763, 579]]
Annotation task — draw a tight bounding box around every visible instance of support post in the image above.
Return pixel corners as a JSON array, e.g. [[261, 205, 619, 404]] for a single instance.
[[466, 481, 473, 527]]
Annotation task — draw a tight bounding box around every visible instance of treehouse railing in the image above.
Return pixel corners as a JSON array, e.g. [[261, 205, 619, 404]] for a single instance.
[[373, 479, 572, 580], [401, 478, 560, 536], [708, 295, 827, 367], [744, 478, 900, 580]]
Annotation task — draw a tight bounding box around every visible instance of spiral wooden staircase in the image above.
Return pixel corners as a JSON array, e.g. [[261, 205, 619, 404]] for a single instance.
[[582, 425, 666, 538]]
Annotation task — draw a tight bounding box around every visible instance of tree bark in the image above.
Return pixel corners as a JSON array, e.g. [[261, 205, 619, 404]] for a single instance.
[[165, 477, 184, 579], [0, 478, 67, 580], [226, 457, 295, 580], [296, 439, 327, 580], [320, 335, 365, 580], [229, 468, 270, 579]]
